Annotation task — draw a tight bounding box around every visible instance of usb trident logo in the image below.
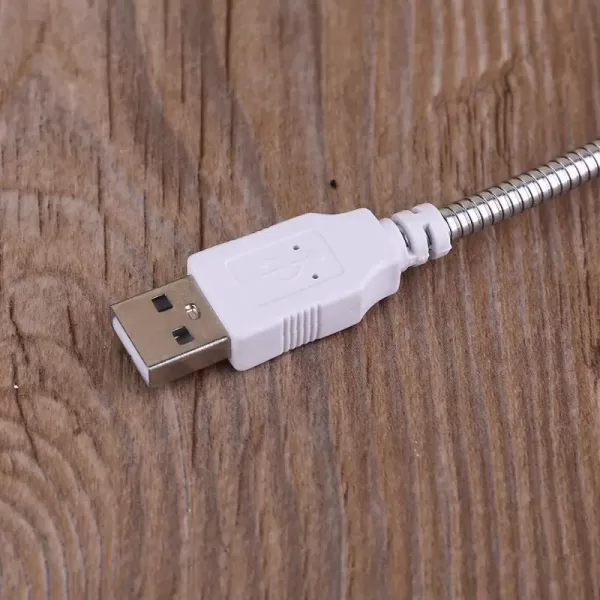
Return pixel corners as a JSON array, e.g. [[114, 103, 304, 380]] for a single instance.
[[226, 230, 344, 304]]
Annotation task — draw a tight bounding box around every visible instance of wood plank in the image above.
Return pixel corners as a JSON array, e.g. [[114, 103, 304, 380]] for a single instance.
[[1, 0, 600, 597]]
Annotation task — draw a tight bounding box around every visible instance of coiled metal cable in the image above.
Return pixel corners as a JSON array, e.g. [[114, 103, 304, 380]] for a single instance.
[[439, 141, 600, 241]]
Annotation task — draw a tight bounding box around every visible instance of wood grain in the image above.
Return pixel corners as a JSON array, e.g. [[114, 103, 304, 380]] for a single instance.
[[1, 0, 600, 598]]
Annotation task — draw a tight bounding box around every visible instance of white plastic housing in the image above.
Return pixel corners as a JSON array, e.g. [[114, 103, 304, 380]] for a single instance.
[[188, 209, 409, 370]]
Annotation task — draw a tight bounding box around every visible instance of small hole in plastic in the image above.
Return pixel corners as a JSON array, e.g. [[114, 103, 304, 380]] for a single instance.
[[312, 274, 319, 279], [293, 245, 300, 250]]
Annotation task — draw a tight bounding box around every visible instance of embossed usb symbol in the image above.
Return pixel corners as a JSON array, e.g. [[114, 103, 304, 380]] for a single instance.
[[226, 230, 344, 304], [259, 250, 322, 282]]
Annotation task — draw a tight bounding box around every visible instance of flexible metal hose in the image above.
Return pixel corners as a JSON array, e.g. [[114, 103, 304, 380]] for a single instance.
[[439, 141, 600, 241]]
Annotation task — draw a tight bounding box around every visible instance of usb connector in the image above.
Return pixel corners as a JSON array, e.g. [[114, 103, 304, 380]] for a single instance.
[[110, 140, 600, 387], [111, 276, 230, 385], [111, 205, 451, 386]]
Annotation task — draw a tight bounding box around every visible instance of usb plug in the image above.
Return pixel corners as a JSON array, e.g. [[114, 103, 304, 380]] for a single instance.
[[109, 140, 600, 386], [111, 276, 230, 385], [111, 205, 451, 385]]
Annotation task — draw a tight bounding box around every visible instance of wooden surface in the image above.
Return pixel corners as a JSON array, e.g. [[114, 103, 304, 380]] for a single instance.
[[1, 0, 600, 598]]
